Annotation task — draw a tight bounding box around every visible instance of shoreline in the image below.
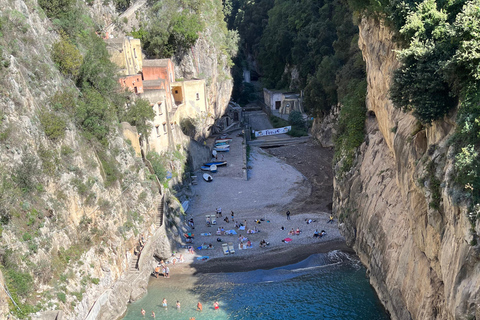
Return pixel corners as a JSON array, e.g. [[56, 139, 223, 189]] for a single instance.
[[190, 239, 354, 274], [164, 131, 347, 278]]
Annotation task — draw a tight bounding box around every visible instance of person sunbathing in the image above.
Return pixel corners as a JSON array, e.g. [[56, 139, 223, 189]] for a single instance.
[[295, 228, 301, 235], [247, 240, 252, 247], [288, 228, 295, 236]]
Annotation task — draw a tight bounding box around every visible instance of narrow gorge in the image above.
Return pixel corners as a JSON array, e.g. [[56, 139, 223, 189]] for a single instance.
[[1, 0, 480, 319]]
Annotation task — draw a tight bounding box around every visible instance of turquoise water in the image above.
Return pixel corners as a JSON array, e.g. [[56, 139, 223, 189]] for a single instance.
[[122, 251, 389, 320]]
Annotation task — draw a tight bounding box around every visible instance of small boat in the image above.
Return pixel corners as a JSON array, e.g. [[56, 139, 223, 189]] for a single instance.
[[215, 144, 230, 149], [215, 141, 230, 146], [204, 161, 227, 167], [215, 138, 232, 143], [210, 164, 217, 173], [214, 147, 229, 152], [203, 173, 213, 182], [182, 201, 189, 213]]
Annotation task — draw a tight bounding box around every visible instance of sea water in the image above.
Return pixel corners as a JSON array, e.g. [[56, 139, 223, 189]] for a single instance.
[[122, 251, 389, 320]]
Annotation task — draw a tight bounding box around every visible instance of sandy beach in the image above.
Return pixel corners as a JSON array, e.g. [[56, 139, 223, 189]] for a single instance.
[[164, 126, 348, 276]]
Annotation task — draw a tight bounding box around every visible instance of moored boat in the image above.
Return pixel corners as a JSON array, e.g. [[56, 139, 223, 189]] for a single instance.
[[214, 147, 229, 152], [215, 138, 232, 143], [210, 164, 217, 173], [204, 161, 227, 166], [203, 173, 213, 182]]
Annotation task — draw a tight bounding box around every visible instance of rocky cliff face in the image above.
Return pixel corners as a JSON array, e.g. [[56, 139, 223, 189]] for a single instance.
[[0, 1, 232, 319], [334, 18, 480, 320]]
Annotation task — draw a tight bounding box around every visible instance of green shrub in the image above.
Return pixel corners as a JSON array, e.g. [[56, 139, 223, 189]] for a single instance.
[[57, 292, 66, 303], [38, 109, 66, 141], [91, 278, 100, 285], [52, 33, 83, 80], [50, 89, 78, 112], [146, 151, 167, 182], [97, 150, 121, 187], [13, 153, 38, 193], [334, 79, 367, 174], [38, 0, 75, 18], [75, 88, 113, 143]]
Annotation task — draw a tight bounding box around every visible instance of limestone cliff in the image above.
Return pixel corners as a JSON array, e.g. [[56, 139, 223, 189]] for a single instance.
[[334, 18, 480, 320], [0, 0, 232, 319]]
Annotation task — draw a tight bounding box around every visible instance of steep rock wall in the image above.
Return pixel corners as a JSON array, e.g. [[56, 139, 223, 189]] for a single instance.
[[334, 18, 480, 320], [0, 1, 182, 319]]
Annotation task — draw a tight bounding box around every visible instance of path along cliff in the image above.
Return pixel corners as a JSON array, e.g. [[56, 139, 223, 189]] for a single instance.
[[333, 17, 480, 320]]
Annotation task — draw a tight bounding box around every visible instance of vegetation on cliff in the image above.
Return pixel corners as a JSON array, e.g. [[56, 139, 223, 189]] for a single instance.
[[349, 0, 480, 238], [227, 0, 367, 172], [0, 0, 229, 316]]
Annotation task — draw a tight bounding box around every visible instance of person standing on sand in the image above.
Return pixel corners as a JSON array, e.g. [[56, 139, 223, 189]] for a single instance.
[[328, 215, 334, 223], [286, 210, 291, 220], [197, 301, 203, 311], [231, 211, 234, 222]]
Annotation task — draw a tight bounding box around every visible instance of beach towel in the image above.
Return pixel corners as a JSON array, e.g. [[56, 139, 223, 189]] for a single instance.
[[200, 233, 212, 236], [238, 226, 245, 230], [226, 230, 237, 235], [283, 237, 292, 243]]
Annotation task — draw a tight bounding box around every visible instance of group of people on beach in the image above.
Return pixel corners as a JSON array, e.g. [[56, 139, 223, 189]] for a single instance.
[[140, 299, 219, 318], [153, 254, 184, 278]]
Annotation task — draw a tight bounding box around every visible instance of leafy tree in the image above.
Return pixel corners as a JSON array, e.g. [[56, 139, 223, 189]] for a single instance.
[[77, 34, 119, 95], [121, 99, 155, 137], [75, 88, 114, 143]]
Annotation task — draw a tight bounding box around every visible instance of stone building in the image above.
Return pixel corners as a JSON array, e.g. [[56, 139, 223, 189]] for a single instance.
[[105, 37, 143, 76], [263, 88, 303, 115]]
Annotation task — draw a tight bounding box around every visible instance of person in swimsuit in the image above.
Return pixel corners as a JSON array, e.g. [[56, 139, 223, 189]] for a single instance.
[[214, 301, 219, 310], [197, 301, 203, 311], [176, 300, 181, 309], [162, 298, 167, 307], [141, 308, 146, 316], [151, 311, 155, 318]]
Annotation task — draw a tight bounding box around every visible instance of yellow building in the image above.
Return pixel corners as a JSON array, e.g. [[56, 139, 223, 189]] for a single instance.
[[171, 79, 208, 119], [105, 37, 143, 76]]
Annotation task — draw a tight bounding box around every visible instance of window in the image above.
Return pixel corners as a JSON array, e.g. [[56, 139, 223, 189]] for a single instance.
[[196, 93, 200, 100], [163, 123, 167, 133], [171, 122, 174, 130], [155, 126, 160, 136]]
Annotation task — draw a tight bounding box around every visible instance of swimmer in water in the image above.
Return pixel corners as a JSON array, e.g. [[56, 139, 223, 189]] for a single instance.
[[214, 301, 219, 310], [141, 308, 146, 316], [197, 301, 202, 311], [151, 311, 155, 318], [176, 300, 181, 309], [162, 298, 167, 307]]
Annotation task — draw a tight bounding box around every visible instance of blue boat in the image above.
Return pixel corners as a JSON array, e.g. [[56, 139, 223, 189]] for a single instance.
[[214, 147, 229, 152]]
